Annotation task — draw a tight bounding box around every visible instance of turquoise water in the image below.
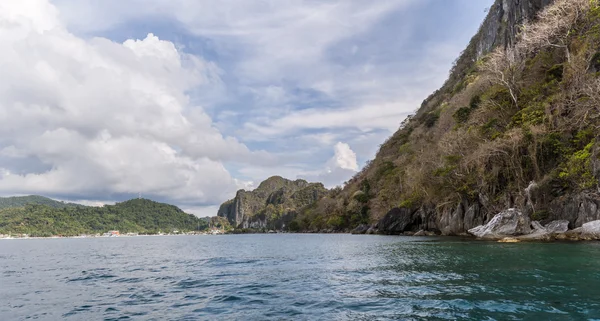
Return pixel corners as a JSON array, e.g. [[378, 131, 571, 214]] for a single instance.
[[1, 234, 600, 320]]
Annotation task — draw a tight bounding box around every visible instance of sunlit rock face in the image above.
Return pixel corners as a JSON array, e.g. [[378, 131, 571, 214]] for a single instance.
[[468, 209, 532, 239]]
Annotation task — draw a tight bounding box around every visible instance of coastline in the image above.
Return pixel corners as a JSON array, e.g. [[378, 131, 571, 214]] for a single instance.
[[0, 232, 226, 240], [3, 226, 600, 242]]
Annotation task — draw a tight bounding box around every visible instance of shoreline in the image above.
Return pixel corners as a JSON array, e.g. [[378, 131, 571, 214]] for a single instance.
[[3, 230, 599, 242], [0, 233, 225, 240]]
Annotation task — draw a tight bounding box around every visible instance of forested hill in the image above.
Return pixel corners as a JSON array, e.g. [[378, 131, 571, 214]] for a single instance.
[[0, 195, 84, 210], [0, 198, 207, 237], [291, 0, 600, 234], [218, 176, 327, 230]]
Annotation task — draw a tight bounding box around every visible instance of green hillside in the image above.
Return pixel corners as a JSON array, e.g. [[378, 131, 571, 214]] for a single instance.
[[0, 198, 207, 237]]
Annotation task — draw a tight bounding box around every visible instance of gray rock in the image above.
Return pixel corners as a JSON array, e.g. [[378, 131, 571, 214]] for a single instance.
[[518, 220, 571, 241], [475, 0, 553, 58], [351, 225, 369, 235], [376, 207, 418, 235], [544, 220, 569, 233], [582, 220, 600, 238], [366, 227, 378, 235], [438, 200, 483, 236], [531, 221, 544, 231], [546, 194, 600, 228], [413, 230, 426, 236], [468, 209, 531, 239]]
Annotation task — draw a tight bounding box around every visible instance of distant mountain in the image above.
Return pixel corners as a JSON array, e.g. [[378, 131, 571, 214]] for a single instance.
[[0, 195, 84, 210], [217, 176, 328, 230], [0, 198, 207, 237]]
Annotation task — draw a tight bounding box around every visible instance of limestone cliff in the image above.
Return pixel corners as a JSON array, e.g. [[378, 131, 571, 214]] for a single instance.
[[217, 176, 328, 229], [477, 0, 554, 57], [293, 0, 600, 235], [439, 0, 554, 103]]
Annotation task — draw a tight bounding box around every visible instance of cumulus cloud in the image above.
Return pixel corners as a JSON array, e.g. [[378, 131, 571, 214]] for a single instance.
[[330, 142, 359, 171], [302, 142, 359, 188], [0, 0, 494, 214], [0, 0, 257, 205]]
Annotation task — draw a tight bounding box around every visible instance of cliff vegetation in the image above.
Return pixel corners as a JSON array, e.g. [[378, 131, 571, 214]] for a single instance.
[[292, 0, 600, 234], [217, 176, 327, 231]]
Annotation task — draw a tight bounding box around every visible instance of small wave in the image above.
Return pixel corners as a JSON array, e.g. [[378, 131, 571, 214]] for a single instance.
[[111, 277, 143, 284], [62, 305, 93, 317], [176, 278, 208, 288], [68, 274, 117, 282], [212, 295, 242, 302]]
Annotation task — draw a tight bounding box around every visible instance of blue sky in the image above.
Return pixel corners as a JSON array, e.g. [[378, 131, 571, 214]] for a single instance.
[[0, 0, 493, 216]]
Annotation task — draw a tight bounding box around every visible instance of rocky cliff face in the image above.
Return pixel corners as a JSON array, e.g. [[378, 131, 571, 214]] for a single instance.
[[302, 0, 600, 235], [440, 0, 555, 102], [373, 134, 600, 236], [364, 0, 600, 236], [476, 0, 554, 58], [217, 176, 328, 229]]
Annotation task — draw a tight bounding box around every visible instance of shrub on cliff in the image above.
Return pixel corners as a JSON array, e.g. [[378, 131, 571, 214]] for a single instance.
[[301, 0, 600, 231]]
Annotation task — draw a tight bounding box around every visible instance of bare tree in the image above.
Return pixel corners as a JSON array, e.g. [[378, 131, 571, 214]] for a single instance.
[[480, 47, 524, 108], [517, 0, 592, 63]]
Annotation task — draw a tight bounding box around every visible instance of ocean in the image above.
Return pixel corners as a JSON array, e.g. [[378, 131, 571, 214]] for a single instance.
[[1, 234, 600, 320]]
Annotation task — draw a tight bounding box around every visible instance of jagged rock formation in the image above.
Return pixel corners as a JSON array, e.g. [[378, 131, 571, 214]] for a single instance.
[[441, 0, 555, 104], [296, 0, 600, 235], [476, 0, 554, 57], [217, 176, 327, 229], [468, 209, 531, 238]]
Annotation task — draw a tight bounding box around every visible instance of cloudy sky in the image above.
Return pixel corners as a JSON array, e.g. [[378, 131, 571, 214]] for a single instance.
[[0, 0, 493, 216]]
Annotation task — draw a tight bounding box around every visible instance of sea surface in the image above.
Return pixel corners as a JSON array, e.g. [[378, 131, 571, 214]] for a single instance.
[[1, 234, 600, 320]]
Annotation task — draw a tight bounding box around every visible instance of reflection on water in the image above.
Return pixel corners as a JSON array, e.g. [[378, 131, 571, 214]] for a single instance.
[[1, 235, 600, 320]]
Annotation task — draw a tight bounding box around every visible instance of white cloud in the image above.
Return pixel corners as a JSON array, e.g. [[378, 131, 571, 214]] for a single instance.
[[181, 205, 220, 218], [330, 142, 358, 171], [0, 0, 494, 212], [0, 0, 258, 204], [241, 101, 415, 141], [301, 142, 359, 188], [50, 0, 419, 106]]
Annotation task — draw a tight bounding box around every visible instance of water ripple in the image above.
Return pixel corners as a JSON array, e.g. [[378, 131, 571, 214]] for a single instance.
[[1, 235, 600, 320]]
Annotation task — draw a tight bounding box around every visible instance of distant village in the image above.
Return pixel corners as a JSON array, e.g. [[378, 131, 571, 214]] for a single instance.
[[0, 227, 226, 239]]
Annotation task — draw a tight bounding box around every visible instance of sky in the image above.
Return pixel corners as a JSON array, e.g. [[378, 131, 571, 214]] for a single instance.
[[0, 0, 493, 216]]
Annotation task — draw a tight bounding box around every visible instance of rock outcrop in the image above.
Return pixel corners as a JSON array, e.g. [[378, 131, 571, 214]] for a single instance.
[[217, 176, 327, 229], [582, 220, 600, 238], [513, 220, 568, 240], [474, 0, 554, 58], [367, 192, 600, 237], [281, 0, 600, 237], [545, 194, 600, 228], [468, 209, 531, 239], [440, 0, 556, 101], [544, 220, 570, 234]]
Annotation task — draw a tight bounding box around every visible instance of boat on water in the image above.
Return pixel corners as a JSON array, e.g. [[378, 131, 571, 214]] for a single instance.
[[101, 230, 120, 237]]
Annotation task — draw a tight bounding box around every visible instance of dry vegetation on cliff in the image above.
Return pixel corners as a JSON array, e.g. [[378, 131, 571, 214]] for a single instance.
[[292, 0, 600, 233]]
